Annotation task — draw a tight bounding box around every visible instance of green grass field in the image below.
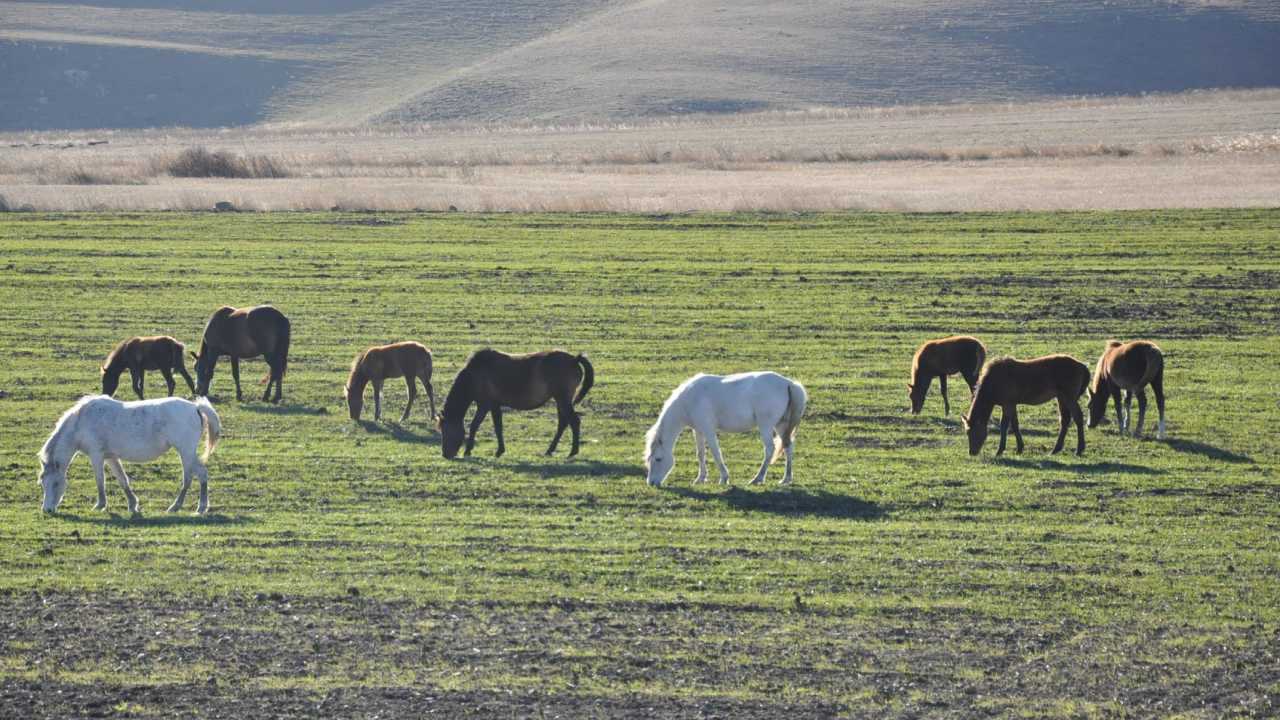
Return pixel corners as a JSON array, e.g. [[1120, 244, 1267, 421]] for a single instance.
[[0, 210, 1277, 717]]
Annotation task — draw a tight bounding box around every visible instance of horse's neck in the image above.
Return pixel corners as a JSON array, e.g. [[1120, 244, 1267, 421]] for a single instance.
[[43, 415, 79, 464], [655, 399, 688, 444], [969, 385, 996, 425], [442, 369, 474, 419]]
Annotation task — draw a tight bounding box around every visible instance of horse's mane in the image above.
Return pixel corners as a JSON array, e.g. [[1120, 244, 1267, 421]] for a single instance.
[[39, 395, 101, 464], [102, 338, 132, 371], [643, 374, 703, 463], [1090, 340, 1123, 393], [345, 350, 368, 392], [967, 358, 1010, 423]]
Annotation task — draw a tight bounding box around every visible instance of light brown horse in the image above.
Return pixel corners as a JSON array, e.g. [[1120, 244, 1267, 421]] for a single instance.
[[101, 336, 195, 399], [437, 349, 594, 459], [192, 305, 291, 403], [345, 342, 437, 422], [962, 355, 1091, 456], [908, 335, 987, 415], [1088, 340, 1166, 438]]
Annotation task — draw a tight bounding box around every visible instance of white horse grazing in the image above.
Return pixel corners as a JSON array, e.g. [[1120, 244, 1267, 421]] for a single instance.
[[38, 395, 221, 514], [644, 372, 807, 488]]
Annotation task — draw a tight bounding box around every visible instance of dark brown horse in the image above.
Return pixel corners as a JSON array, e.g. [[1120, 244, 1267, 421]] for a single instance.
[[962, 355, 1091, 456], [437, 349, 594, 459], [346, 341, 437, 422], [192, 305, 291, 403], [908, 335, 986, 415], [101, 336, 195, 399], [1088, 340, 1166, 439]]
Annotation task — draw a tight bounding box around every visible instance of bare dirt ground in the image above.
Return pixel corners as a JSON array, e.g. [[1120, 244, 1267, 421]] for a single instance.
[[1, 90, 1277, 212], [3, 592, 1277, 718]]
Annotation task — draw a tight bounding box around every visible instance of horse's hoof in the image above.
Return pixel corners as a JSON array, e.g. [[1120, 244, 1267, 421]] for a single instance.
[[93, 503, 106, 511], [166, 505, 180, 513], [495, 449, 506, 458], [196, 506, 208, 515]]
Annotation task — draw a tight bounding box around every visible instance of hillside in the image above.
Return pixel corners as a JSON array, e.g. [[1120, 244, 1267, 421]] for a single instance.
[[1, 0, 1278, 129]]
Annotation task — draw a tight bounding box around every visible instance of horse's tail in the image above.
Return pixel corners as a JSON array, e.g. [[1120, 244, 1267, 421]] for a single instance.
[[972, 342, 986, 378], [261, 318, 291, 384], [772, 380, 808, 463], [573, 354, 594, 405], [195, 396, 221, 462]]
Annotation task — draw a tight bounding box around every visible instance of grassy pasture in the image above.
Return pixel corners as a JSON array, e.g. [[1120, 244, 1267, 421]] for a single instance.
[[0, 210, 1277, 717]]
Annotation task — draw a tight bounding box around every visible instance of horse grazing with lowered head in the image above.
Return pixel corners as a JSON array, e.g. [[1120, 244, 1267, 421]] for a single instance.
[[192, 305, 291, 403], [38, 395, 220, 514], [644, 372, 807, 488], [346, 341, 437, 422], [908, 335, 986, 415], [1088, 340, 1166, 439], [437, 349, 593, 459], [101, 335, 195, 399], [962, 355, 1091, 457]]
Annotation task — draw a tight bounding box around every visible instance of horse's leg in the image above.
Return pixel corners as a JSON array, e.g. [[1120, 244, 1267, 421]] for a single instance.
[[91, 455, 108, 511], [168, 450, 195, 513], [963, 368, 979, 395], [160, 367, 177, 397], [400, 376, 416, 423], [195, 461, 210, 515], [782, 435, 795, 485], [491, 406, 506, 458], [1134, 389, 1148, 438], [1052, 398, 1070, 454], [705, 432, 730, 484], [268, 352, 284, 404], [422, 375, 438, 419], [106, 458, 140, 514], [1123, 390, 1135, 435], [177, 363, 196, 395], [692, 429, 708, 483], [372, 378, 384, 422], [1152, 373, 1167, 439], [465, 405, 489, 457], [231, 356, 243, 401], [1111, 386, 1126, 435], [939, 374, 950, 416], [546, 398, 570, 456], [567, 406, 582, 457], [750, 424, 772, 485], [1072, 401, 1086, 456], [1009, 406, 1025, 454], [130, 367, 144, 400], [996, 412, 1010, 456]]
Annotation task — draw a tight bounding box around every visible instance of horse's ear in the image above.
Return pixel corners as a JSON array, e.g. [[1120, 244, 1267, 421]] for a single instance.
[[189, 351, 198, 361], [960, 414, 970, 430], [906, 383, 913, 391], [100, 366, 107, 374]]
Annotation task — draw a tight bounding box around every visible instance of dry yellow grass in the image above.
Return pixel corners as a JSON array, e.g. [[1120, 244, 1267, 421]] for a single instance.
[[2, 90, 1277, 212]]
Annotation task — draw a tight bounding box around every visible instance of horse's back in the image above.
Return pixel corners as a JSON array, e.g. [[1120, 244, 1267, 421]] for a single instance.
[[1107, 341, 1163, 388]]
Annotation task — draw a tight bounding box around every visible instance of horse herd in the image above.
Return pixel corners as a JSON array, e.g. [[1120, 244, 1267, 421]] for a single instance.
[[37, 304, 1169, 514]]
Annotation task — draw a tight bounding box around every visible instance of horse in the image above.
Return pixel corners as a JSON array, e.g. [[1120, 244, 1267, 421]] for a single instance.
[[192, 305, 291, 403], [345, 341, 437, 422], [908, 335, 986, 415], [1088, 340, 1167, 439], [38, 395, 221, 514], [962, 355, 1090, 457], [644, 372, 807, 488], [101, 335, 196, 399], [437, 349, 593, 459]]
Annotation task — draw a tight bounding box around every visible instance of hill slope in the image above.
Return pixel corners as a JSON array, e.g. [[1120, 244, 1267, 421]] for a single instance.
[[1, 0, 1278, 129]]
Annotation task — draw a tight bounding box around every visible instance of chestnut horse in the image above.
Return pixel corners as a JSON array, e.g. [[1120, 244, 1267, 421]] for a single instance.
[[437, 349, 594, 459], [192, 305, 291, 403], [962, 355, 1091, 456], [1088, 340, 1166, 438], [908, 335, 986, 415], [101, 336, 195, 399], [346, 341, 437, 422]]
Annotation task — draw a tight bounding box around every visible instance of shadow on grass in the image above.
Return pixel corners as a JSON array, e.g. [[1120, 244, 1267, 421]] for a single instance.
[[54, 512, 255, 527], [357, 419, 439, 444], [1160, 437, 1252, 464], [663, 485, 885, 520], [500, 459, 640, 478], [994, 457, 1164, 475], [240, 403, 331, 416]]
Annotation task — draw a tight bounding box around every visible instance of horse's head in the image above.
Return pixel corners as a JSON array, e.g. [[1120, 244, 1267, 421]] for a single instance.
[[345, 384, 362, 421], [1086, 388, 1110, 428], [101, 366, 119, 397], [643, 430, 674, 487], [191, 349, 215, 396], [907, 383, 926, 414], [38, 458, 67, 513], [961, 413, 987, 456], [438, 414, 465, 459]]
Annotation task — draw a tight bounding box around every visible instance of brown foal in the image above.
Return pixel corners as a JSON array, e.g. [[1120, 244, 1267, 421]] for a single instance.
[[962, 355, 1091, 456], [345, 341, 437, 422]]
